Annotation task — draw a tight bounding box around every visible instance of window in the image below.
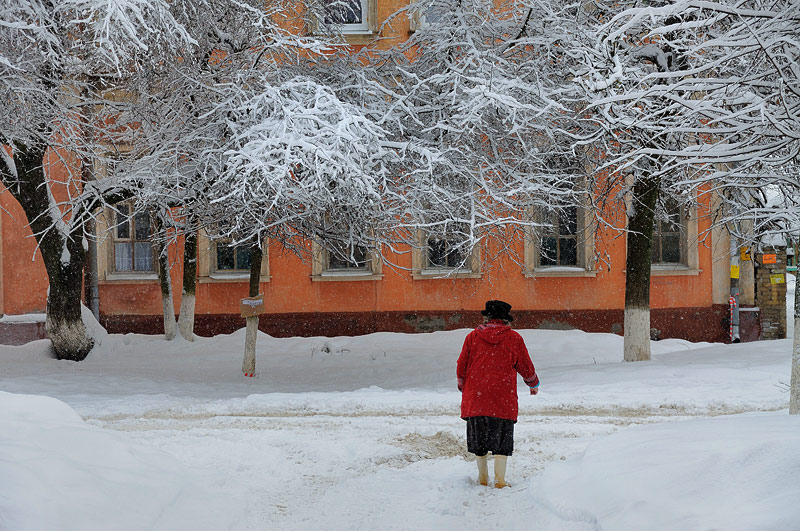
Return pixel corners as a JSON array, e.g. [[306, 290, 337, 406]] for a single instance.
[[112, 204, 154, 272], [539, 207, 580, 267], [412, 226, 481, 279], [651, 199, 686, 265], [215, 243, 252, 272], [323, 0, 371, 33], [426, 235, 471, 270], [327, 242, 370, 271], [311, 239, 382, 280], [410, 1, 446, 31], [524, 203, 595, 277], [196, 232, 270, 283]]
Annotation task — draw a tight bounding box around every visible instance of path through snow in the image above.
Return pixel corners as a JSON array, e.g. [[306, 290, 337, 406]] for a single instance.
[[91, 408, 706, 530]]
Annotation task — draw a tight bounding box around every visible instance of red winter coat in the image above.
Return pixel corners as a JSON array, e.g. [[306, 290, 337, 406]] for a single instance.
[[456, 321, 539, 422]]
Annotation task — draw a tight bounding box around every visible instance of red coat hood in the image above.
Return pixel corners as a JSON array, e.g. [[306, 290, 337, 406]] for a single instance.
[[474, 323, 512, 345]]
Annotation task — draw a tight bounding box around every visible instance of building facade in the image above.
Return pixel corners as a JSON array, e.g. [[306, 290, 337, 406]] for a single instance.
[[0, 0, 745, 344]]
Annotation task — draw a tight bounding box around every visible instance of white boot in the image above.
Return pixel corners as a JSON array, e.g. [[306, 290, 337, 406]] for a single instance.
[[476, 455, 489, 486], [494, 455, 509, 488]]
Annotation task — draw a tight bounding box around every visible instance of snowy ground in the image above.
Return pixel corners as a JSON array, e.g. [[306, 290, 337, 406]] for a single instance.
[[1, 309, 798, 530]]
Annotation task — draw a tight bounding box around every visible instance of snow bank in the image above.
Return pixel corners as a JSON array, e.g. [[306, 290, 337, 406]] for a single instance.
[[81, 303, 108, 351], [0, 392, 240, 531], [0, 313, 46, 323], [535, 414, 800, 531]]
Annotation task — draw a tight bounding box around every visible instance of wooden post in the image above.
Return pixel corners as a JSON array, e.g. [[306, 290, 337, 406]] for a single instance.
[[241, 244, 263, 377]]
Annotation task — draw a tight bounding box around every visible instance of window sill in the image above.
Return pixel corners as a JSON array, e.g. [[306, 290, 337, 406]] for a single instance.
[[412, 269, 482, 280], [314, 29, 376, 45], [340, 32, 376, 45], [525, 267, 597, 278], [651, 266, 702, 276], [101, 273, 159, 284], [199, 274, 271, 284], [311, 271, 383, 282]]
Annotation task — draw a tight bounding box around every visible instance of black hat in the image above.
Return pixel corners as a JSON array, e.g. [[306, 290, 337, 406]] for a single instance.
[[481, 300, 513, 321]]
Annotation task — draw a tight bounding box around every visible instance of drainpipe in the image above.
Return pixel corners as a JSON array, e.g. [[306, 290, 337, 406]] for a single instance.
[[85, 216, 100, 319], [0, 203, 4, 317], [80, 76, 100, 321], [81, 145, 99, 320], [729, 234, 740, 343]]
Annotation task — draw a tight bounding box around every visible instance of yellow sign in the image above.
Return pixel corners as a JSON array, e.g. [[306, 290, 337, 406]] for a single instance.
[[240, 295, 265, 318], [770, 274, 785, 285], [763, 254, 777, 264], [740, 247, 751, 261], [730, 265, 740, 279]]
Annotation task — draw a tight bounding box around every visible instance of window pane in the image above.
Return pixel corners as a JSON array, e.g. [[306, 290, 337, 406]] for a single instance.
[[116, 205, 130, 239], [133, 242, 153, 271], [559, 207, 578, 235], [422, 3, 444, 24], [134, 212, 151, 240], [236, 246, 252, 271], [115, 243, 133, 271], [329, 244, 368, 270], [428, 238, 466, 268], [559, 237, 577, 266], [325, 0, 363, 24], [661, 234, 682, 263], [217, 245, 235, 270], [539, 237, 557, 266]]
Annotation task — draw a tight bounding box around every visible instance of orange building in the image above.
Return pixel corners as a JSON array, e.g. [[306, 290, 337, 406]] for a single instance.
[[0, 1, 741, 344], [0, 151, 736, 343]]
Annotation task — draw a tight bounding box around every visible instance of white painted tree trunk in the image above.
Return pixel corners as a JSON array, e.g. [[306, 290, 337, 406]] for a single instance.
[[177, 294, 195, 341], [242, 315, 258, 376], [157, 245, 176, 341], [790, 277, 800, 414], [623, 307, 651, 362], [46, 313, 94, 360], [162, 295, 176, 341]]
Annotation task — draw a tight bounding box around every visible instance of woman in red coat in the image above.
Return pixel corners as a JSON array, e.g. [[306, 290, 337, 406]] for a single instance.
[[457, 300, 539, 488]]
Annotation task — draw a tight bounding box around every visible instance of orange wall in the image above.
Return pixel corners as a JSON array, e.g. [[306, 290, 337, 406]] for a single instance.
[[94, 219, 715, 318], [2, 199, 717, 321], [0, 4, 718, 320], [1, 179, 718, 318], [1, 190, 49, 314]]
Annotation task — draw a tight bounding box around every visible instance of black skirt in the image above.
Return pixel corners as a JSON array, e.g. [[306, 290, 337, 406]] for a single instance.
[[465, 416, 515, 456]]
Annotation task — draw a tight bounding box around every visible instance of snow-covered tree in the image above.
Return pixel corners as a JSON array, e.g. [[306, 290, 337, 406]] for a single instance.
[[0, 0, 193, 360], [542, 0, 707, 362], [352, 0, 583, 273], [127, 0, 381, 346], [564, 1, 799, 400]]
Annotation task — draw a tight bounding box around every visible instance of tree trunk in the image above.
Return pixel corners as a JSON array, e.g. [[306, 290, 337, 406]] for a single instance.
[[791, 264, 800, 414], [2, 144, 94, 360], [623, 175, 660, 362], [155, 214, 176, 340], [242, 244, 263, 376], [177, 227, 197, 341]]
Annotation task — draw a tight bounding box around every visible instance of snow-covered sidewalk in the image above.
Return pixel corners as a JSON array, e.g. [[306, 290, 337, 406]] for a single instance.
[[1, 328, 798, 530]]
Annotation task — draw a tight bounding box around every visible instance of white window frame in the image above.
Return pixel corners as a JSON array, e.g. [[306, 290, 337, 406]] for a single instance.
[[649, 199, 701, 276], [95, 152, 158, 283], [213, 241, 255, 274], [525, 203, 596, 278], [197, 231, 270, 283], [311, 240, 383, 281], [409, 1, 445, 32], [105, 202, 156, 278], [412, 229, 481, 280], [318, 0, 375, 35]]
